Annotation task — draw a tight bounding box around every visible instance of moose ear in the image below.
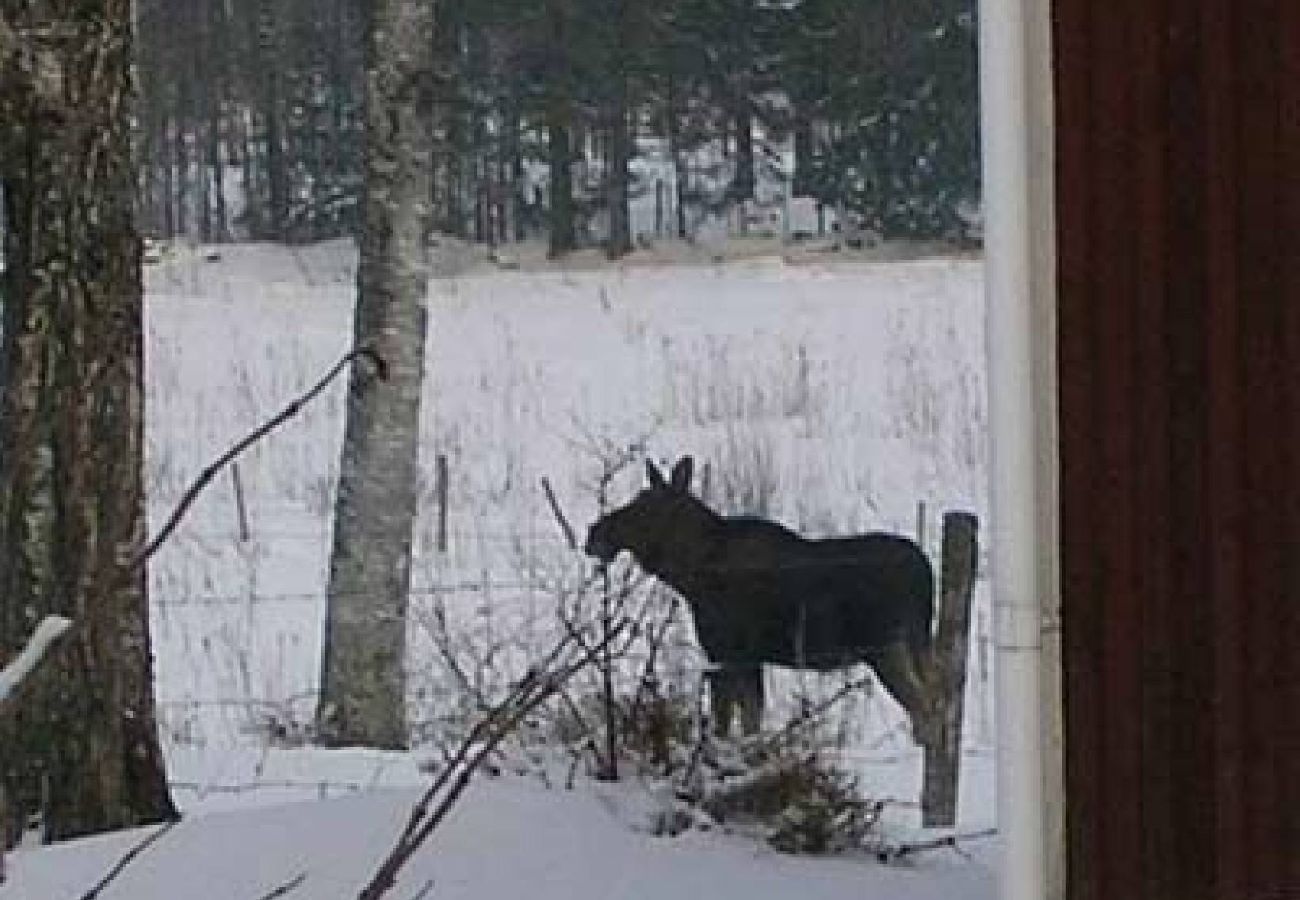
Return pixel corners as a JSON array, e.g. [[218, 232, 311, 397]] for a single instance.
[[669, 456, 693, 491], [646, 459, 667, 488]]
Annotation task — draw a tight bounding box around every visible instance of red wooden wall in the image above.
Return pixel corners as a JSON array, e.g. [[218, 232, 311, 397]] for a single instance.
[[1053, 0, 1300, 898]]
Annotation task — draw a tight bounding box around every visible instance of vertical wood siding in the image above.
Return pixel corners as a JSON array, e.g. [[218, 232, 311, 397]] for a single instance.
[[1053, 1, 1300, 898]]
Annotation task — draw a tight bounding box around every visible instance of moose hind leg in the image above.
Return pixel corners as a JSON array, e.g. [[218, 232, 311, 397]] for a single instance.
[[737, 667, 764, 735], [706, 669, 736, 738], [872, 640, 937, 745]]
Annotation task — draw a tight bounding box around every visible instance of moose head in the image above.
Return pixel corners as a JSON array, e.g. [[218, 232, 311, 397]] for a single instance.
[[583, 457, 713, 577]]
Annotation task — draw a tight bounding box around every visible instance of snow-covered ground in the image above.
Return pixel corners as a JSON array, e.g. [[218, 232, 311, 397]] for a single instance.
[[6, 763, 997, 899], [3, 241, 995, 899]]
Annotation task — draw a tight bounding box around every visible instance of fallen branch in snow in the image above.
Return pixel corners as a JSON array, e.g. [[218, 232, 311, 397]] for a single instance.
[[253, 871, 308, 899], [0, 616, 72, 707], [75, 819, 177, 900], [357, 616, 629, 900], [874, 826, 999, 864]]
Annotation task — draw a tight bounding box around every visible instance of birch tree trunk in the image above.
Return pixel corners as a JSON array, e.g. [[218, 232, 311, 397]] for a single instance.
[[0, 0, 176, 842], [317, 0, 433, 750]]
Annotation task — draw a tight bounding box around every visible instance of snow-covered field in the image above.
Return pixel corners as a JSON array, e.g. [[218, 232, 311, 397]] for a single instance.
[[3, 241, 995, 899]]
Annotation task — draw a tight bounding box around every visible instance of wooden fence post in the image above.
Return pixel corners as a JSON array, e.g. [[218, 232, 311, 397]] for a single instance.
[[435, 454, 449, 553], [921, 510, 979, 828], [231, 462, 251, 543]]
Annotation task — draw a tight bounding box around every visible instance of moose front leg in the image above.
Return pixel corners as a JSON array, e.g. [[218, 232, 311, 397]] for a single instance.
[[705, 668, 735, 737]]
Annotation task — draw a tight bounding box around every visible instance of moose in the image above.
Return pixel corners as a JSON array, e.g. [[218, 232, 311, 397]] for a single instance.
[[584, 456, 937, 741]]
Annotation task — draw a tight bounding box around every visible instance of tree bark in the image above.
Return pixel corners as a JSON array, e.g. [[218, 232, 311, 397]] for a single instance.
[[545, 0, 576, 257], [255, 0, 287, 240], [604, 97, 632, 258], [732, 97, 756, 205], [317, 0, 434, 750], [0, 0, 176, 843]]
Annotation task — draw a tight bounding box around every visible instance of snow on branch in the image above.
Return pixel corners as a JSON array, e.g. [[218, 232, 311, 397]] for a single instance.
[[0, 615, 72, 705]]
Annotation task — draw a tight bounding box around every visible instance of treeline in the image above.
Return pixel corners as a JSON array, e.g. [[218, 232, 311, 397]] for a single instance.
[[135, 0, 979, 253]]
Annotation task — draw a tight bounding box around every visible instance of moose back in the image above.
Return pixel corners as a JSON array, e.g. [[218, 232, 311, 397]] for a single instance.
[[584, 456, 935, 738]]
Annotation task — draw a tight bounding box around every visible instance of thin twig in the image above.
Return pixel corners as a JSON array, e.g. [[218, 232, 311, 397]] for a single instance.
[[877, 826, 999, 863], [759, 675, 875, 749], [404, 880, 435, 900], [539, 476, 578, 550], [254, 871, 308, 900], [358, 621, 628, 900], [76, 819, 178, 900]]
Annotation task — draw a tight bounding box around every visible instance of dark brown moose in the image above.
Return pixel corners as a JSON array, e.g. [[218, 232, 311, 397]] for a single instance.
[[584, 456, 936, 740]]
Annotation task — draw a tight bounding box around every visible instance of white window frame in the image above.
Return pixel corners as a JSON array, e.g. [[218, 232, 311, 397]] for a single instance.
[[980, 2, 1062, 899]]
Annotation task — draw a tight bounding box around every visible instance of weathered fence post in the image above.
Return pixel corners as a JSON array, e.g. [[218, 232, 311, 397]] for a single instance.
[[921, 510, 979, 828], [435, 453, 449, 553], [231, 462, 251, 543]]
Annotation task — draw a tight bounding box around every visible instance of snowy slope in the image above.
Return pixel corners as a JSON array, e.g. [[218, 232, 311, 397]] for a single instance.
[[4, 773, 997, 899]]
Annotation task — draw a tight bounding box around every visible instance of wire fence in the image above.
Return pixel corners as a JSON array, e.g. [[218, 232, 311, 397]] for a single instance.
[[150, 477, 996, 774]]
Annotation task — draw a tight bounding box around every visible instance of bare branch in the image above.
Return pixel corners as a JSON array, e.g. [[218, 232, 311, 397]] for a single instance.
[[358, 621, 628, 900], [130, 344, 380, 573], [539, 476, 578, 550], [76, 820, 178, 900], [874, 826, 998, 864]]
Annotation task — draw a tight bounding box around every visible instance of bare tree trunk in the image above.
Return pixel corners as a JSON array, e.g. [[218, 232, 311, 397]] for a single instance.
[[317, 0, 434, 750], [664, 75, 689, 240], [792, 112, 814, 198], [175, 68, 192, 239], [255, 0, 287, 239], [0, 0, 176, 843], [161, 113, 176, 238], [545, 0, 576, 257], [208, 0, 230, 241], [604, 77, 632, 259], [732, 99, 755, 207]]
